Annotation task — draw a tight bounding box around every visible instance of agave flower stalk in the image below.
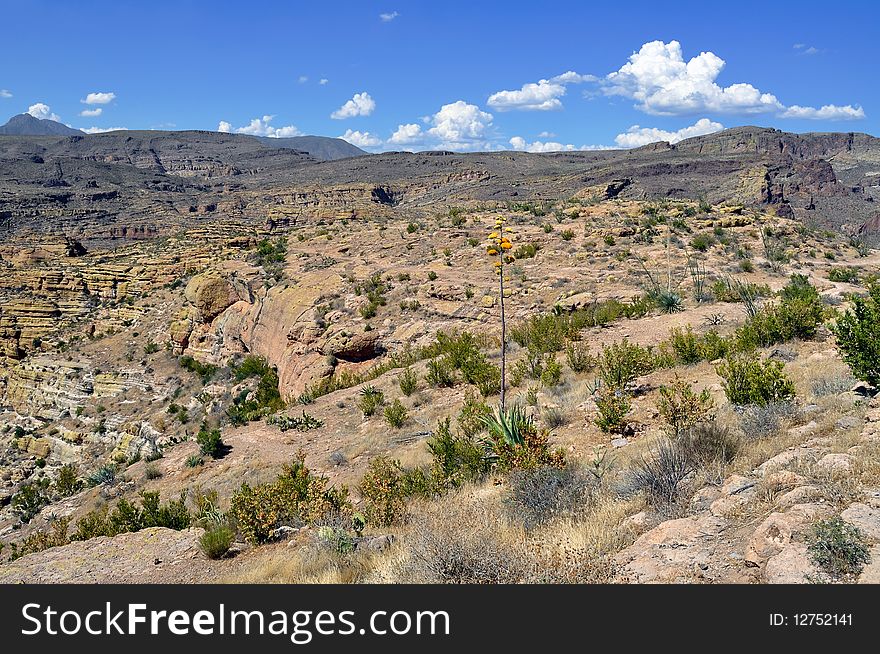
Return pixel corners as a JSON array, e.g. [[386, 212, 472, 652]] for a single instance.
[[487, 216, 515, 409]]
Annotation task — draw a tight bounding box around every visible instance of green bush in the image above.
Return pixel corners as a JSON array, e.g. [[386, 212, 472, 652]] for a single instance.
[[481, 406, 565, 471], [357, 385, 385, 417], [832, 282, 880, 386], [199, 524, 235, 559], [230, 455, 349, 544], [594, 387, 631, 433], [11, 482, 49, 522], [716, 353, 795, 406], [226, 360, 284, 425], [539, 356, 563, 387], [196, 426, 224, 458], [55, 464, 82, 497], [426, 357, 456, 387], [384, 399, 408, 428], [736, 275, 824, 348], [690, 233, 714, 252], [179, 356, 218, 384], [360, 456, 431, 526], [669, 326, 701, 365], [457, 391, 492, 438], [565, 341, 595, 373], [599, 340, 654, 389], [828, 267, 860, 284], [399, 367, 418, 396], [657, 377, 715, 438], [808, 517, 870, 578], [427, 418, 489, 490]]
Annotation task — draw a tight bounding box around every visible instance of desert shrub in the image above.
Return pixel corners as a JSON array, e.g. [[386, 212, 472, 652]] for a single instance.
[[233, 355, 272, 382], [11, 482, 49, 522], [716, 353, 795, 406], [199, 524, 235, 559], [810, 371, 857, 397], [738, 401, 798, 440], [196, 426, 225, 458], [427, 418, 489, 490], [226, 361, 284, 425], [657, 377, 715, 438], [481, 406, 566, 472], [504, 464, 597, 530], [650, 288, 684, 314], [267, 411, 324, 432], [599, 340, 654, 389], [87, 464, 116, 487], [736, 279, 824, 348], [690, 233, 714, 252], [6, 517, 71, 560], [456, 391, 491, 438], [669, 326, 701, 365], [565, 341, 595, 373], [510, 313, 567, 353], [392, 500, 528, 584], [426, 357, 456, 387], [384, 399, 408, 428], [541, 406, 568, 428], [230, 455, 349, 543], [594, 386, 631, 433], [399, 367, 418, 396], [357, 385, 385, 417], [832, 282, 880, 386], [513, 243, 538, 259], [144, 463, 163, 480], [678, 422, 740, 466], [828, 267, 860, 284], [360, 457, 432, 527], [55, 464, 82, 497], [539, 356, 563, 387], [179, 355, 218, 384], [697, 329, 732, 361], [807, 517, 870, 578], [186, 455, 204, 468], [65, 492, 191, 543], [625, 438, 693, 511]]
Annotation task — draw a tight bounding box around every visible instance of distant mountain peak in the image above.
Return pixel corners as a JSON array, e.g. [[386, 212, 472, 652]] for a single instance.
[[0, 113, 83, 136]]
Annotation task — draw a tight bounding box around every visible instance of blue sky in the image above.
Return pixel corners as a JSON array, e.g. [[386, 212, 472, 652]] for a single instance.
[[0, 0, 875, 151]]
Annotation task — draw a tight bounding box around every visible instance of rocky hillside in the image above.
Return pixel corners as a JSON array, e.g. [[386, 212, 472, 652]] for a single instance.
[[1, 127, 880, 584]]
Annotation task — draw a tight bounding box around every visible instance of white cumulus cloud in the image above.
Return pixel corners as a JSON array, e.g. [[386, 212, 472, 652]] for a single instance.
[[79, 108, 102, 117], [388, 123, 423, 145], [427, 100, 494, 150], [380, 11, 399, 22], [603, 40, 863, 121], [613, 117, 724, 148], [604, 40, 781, 115], [340, 129, 382, 148], [331, 92, 376, 119], [81, 92, 116, 105], [80, 126, 127, 134], [217, 115, 302, 137], [319, 78, 329, 85], [298, 76, 308, 83], [779, 104, 865, 120], [0, 89, 11, 98], [488, 71, 594, 111], [27, 103, 61, 121], [509, 136, 614, 153]]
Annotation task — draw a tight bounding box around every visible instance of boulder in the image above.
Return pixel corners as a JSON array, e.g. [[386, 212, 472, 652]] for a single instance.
[[184, 273, 236, 322], [840, 503, 880, 540]]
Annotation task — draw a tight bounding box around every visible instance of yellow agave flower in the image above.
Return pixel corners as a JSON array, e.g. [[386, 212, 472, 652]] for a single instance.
[[487, 248, 499, 255]]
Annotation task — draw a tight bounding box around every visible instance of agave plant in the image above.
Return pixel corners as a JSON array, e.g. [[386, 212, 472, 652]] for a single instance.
[[479, 404, 533, 447]]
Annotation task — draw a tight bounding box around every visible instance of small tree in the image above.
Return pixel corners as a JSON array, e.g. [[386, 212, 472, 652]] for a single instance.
[[657, 376, 715, 438], [486, 216, 515, 409], [833, 282, 880, 386]]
